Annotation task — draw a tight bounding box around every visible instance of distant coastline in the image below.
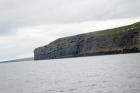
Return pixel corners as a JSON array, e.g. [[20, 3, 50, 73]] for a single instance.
[[0, 57, 33, 63]]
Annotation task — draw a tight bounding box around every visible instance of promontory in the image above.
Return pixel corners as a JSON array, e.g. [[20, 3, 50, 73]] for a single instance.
[[34, 22, 140, 60]]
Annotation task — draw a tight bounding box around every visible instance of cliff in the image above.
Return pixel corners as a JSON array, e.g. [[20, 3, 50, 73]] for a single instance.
[[34, 22, 140, 60]]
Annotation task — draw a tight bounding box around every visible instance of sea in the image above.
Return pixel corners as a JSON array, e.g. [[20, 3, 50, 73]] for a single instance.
[[0, 53, 140, 93]]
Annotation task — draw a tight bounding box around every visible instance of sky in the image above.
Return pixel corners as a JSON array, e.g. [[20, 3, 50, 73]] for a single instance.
[[0, 0, 140, 61]]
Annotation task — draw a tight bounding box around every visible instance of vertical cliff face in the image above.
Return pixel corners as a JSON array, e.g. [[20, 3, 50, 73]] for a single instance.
[[34, 22, 140, 60]]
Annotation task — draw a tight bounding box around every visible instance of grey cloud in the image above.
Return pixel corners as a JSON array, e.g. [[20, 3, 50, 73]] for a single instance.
[[0, 0, 140, 34]]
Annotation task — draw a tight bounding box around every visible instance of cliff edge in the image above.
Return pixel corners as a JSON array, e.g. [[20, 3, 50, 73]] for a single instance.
[[34, 22, 140, 60]]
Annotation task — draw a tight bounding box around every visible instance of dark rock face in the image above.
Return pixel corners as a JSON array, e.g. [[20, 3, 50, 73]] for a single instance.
[[34, 22, 140, 60]]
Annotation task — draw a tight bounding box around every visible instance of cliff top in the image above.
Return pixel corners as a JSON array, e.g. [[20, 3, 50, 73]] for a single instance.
[[43, 21, 140, 48]]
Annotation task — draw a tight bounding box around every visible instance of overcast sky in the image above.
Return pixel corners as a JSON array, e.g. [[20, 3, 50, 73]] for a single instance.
[[0, 0, 140, 61]]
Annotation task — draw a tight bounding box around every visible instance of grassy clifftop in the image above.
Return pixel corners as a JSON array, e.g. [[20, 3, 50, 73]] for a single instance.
[[93, 22, 140, 36]]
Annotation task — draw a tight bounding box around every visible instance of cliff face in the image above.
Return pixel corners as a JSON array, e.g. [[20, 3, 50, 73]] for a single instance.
[[34, 22, 140, 60]]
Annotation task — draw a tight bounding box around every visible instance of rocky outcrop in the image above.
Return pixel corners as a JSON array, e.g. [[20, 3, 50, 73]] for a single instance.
[[34, 22, 140, 60]]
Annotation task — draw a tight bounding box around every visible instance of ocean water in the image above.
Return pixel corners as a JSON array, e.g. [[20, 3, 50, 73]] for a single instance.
[[0, 53, 140, 93]]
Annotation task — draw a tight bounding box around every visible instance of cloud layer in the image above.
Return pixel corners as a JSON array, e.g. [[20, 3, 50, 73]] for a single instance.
[[0, 0, 140, 34]]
